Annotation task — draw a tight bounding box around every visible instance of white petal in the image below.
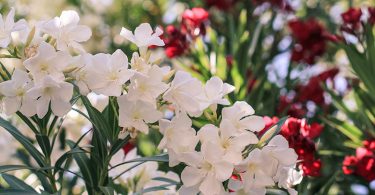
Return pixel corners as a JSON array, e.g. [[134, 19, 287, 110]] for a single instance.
[[201, 141, 224, 163], [198, 124, 220, 143], [51, 99, 71, 117], [69, 25, 92, 42], [241, 115, 265, 132], [120, 27, 136, 43], [19, 97, 37, 117], [181, 166, 204, 187], [60, 10, 80, 26], [213, 161, 233, 181], [36, 97, 50, 118], [5, 8, 15, 29], [199, 173, 223, 195], [3, 97, 21, 115]]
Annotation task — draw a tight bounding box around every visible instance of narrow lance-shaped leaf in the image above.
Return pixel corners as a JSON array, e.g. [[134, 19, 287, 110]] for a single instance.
[[0, 117, 46, 167], [1, 173, 37, 192]]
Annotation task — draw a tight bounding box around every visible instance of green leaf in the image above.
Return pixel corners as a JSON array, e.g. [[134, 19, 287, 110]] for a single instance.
[[99, 186, 115, 195], [152, 177, 180, 185], [133, 186, 170, 195], [54, 148, 87, 173], [0, 189, 39, 195], [1, 173, 37, 192], [110, 154, 168, 171], [0, 117, 46, 167], [0, 165, 32, 173], [322, 117, 363, 144], [67, 140, 95, 190], [81, 96, 111, 143], [365, 24, 375, 75], [36, 134, 51, 157]]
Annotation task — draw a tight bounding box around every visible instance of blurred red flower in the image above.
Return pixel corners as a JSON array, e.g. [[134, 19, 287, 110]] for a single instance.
[[369, 7, 375, 25], [289, 19, 333, 64], [296, 68, 339, 105], [341, 8, 362, 33], [163, 25, 190, 58], [342, 139, 375, 182], [205, 0, 238, 11], [181, 8, 209, 38]]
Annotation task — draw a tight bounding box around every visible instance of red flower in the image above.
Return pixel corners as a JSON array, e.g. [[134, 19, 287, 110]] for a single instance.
[[343, 156, 358, 175], [296, 68, 339, 105], [340, 8, 362, 34], [181, 8, 209, 38], [301, 159, 322, 177], [163, 25, 190, 58], [364, 139, 375, 151], [289, 19, 332, 64], [369, 7, 375, 25], [342, 139, 375, 182], [205, 0, 238, 11], [277, 96, 307, 118], [281, 118, 301, 137], [226, 55, 234, 68], [356, 156, 375, 182], [301, 120, 324, 139]]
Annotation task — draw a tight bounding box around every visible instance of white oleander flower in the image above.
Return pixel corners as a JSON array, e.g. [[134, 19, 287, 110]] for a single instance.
[[274, 166, 303, 195], [165, 128, 199, 167], [235, 148, 275, 194], [127, 65, 169, 105], [163, 71, 206, 117], [86, 49, 134, 97], [41, 10, 92, 52], [261, 135, 299, 175], [120, 23, 164, 49], [130, 52, 152, 74], [69, 53, 93, 95], [27, 76, 73, 118], [24, 41, 71, 83], [158, 113, 195, 150], [0, 8, 27, 48], [202, 76, 235, 110], [221, 101, 265, 134], [0, 69, 36, 116], [117, 95, 162, 137], [198, 121, 258, 164], [180, 142, 233, 195]]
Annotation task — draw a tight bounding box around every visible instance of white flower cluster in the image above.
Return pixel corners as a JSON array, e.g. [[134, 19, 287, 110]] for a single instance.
[[0, 9, 302, 195]]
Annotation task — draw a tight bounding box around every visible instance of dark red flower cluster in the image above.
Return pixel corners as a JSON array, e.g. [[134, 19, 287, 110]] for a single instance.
[[181, 8, 209, 38], [261, 117, 324, 177], [288, 19, 335, 64], [295, 68, 339, 105], [341, 8, 363, 34], [277, 68, 339, 118], [164, 25, 190, 58], [163, 8, 209, 58], [277, 96, 306, 118], [205, 0, 238, 11], [369, 7, 375, 25], [342, 139, 375, 182], [340, 7, 375, 34], [253, 0, 293, 12]]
